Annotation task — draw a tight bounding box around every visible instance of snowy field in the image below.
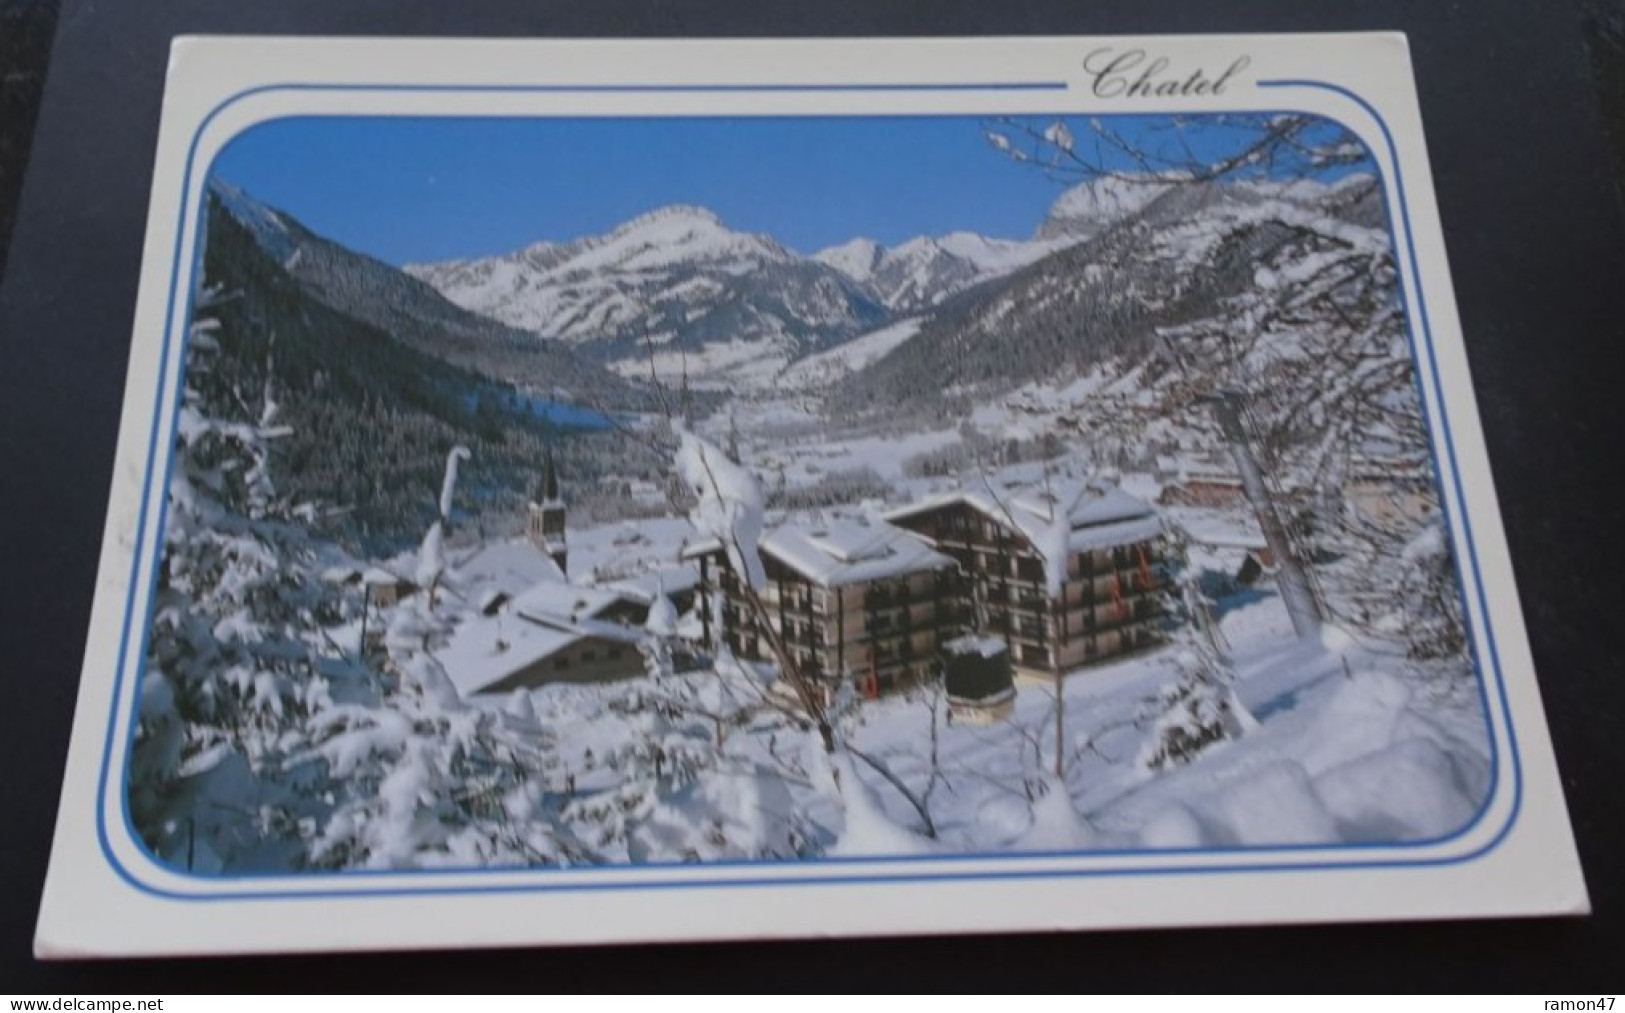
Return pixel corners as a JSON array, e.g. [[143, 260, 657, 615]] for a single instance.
[[414, 378, 1490, 862], [845, 591, 1489, 850], [142, 366, 1483, 871], [429, 569, 1491, 862], [368, 356, 1492, 860]]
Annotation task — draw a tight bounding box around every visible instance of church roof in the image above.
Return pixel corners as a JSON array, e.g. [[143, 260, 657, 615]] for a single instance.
[[533, 447, 561, 503]]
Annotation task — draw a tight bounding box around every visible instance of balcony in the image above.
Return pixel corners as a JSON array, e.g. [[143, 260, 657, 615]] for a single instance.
[[1015, 589, 1048, 611], [863, 584, 917, 610], [1013, 618, 1048, 644], [782, 624, 826, 649]]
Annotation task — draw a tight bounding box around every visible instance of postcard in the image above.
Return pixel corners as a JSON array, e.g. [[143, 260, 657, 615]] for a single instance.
[[35, 32, 1588, 957]]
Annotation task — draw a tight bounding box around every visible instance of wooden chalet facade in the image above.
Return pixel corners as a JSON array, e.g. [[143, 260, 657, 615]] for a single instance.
[[886, 480, 1168, 676], [685, 520, 972, 698], [459, 623, 646, 696]]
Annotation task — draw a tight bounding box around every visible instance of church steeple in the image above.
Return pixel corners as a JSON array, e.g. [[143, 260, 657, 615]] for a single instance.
[[527, 447, 568, 575], [539, 446, 560, 504]]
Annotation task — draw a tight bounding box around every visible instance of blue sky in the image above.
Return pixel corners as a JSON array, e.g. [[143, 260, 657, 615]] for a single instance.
[[209, 114, 1368, 266]]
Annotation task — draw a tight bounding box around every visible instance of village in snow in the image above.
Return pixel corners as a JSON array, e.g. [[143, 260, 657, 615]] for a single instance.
[[130, 114, 1493, 873]]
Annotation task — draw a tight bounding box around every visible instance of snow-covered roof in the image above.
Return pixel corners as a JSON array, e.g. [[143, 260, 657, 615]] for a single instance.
[[944, 634, 1009, 658], [510, 580, 639, 627], [445, 539, 567, 599], [1176, 513, 1267, 551], [682, 518, 956, 588], [1176, 459, 1242, 483], [679, 538, 724, 562], [760, 519, 956, 588], [441, 605, 646, 698], [605, 563, 701, 604], [440, 613, 584, 698], [1066, 514, 1168, 552], [321, 565, 363, 585], [362, 566, 411, 587], [570, 616, 650, 646], [886, 478, 1164, 555]]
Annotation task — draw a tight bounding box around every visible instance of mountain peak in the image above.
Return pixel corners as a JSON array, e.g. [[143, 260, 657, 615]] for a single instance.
[[207, 178, 297, 262], [582, 203, 789, 268], [812, 237, 884, 282], [617, 204, 724, 230]]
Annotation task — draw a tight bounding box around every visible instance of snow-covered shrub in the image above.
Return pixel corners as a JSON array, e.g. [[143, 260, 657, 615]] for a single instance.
[[133, 299, 590, 872], [1139, 650, 1254, 772], [1398, 523, 1466, 660], [135, 309, 381, 870]]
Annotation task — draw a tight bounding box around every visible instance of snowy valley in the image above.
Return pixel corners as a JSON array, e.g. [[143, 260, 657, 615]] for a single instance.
[[128, 119, 1489, 875]]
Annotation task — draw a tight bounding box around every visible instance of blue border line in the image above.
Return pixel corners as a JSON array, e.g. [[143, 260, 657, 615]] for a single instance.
[[93, 77, 1522, 902], [1259, 78, 1522, 844]]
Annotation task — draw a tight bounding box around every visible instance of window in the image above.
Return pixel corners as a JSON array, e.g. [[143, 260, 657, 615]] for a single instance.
[[582, 649, 597, 662], [554, 657, 569, 670], [607, 647, 623, 660], [1015, 557, 1046, 584]]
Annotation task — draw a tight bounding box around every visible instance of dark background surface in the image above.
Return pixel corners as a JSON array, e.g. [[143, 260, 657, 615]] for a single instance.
[[1, 0, 1622, 990]]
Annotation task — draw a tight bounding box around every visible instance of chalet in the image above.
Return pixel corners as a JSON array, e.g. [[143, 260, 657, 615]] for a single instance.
[[684, 518, 971, 698], [439, 579, 652, 697], [886, 478, 1167, 676], [1178, 514, 1276, 586], [1156, 456, 1248, 508], [320, 566, 411, 654], [360, 566, 416, 607], [439, 609, 645, 698]]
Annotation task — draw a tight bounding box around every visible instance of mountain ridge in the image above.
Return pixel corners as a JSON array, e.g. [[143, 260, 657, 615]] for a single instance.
[[403, 203, 884, 370], [208, 179, 642, 409], [403, 174, 1198, 369]]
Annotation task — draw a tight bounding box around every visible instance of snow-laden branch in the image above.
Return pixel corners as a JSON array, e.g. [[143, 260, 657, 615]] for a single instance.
[[643, 576, 679, 639], [844, 742, 938, 840], [415, 521, 446, 592], [439, 445, 472, 522], [1037, 489, 1078, 599], [418, 446, 471, 603], [674, 424, 766, 590], [983, 114, 1370, 200]]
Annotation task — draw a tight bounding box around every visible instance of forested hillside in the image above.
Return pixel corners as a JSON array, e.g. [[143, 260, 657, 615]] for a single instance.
[[198, 189, 657, 555]]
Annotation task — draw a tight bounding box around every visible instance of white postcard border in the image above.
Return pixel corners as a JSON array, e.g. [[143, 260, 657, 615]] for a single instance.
[[36, 33, 1587, 957]]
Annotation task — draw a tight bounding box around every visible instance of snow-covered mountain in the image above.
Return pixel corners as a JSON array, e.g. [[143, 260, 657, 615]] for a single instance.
[[833, 173, 1402, 511], [396, 175, 1381, 391], [1035, 174, 1174, 241], [207, 180, 636, 406], [813, 231, 1059, 313], [407, 203, 1079, 379], [839, 174, 1390, 409], [827, 169, 1436, 664], [809, 237, 883, 282], [405, 205, 889, 368], [1035, 172, 1374, 240]]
